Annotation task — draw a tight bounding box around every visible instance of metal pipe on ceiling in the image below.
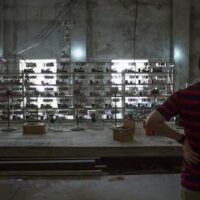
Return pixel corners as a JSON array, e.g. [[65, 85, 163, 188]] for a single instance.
[[0, 0, 4, 57]]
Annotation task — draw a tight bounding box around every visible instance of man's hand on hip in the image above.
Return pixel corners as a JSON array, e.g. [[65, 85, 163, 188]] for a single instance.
[[183, 139, 200, 165]]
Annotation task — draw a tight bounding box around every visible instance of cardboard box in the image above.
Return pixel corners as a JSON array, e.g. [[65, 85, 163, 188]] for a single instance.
[[23, 123, 46, 135], [113, 127, 134, 142]]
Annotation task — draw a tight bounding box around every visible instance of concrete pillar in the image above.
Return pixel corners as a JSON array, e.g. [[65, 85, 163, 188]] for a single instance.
[[71, 0, 87, 62], [0, 0, 3, 57], [172, 0, 190, 90]]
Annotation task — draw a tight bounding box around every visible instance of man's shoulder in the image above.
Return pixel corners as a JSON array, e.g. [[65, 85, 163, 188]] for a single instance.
[[182, 82, 200, 91], [175, 82, 200, 93], [170, 83, 200, 98]]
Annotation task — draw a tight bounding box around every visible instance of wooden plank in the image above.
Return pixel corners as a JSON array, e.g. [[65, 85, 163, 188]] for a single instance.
[[0, 146, 182, 158], [0, 170, 102, 176], [0, 160, 95, 164]]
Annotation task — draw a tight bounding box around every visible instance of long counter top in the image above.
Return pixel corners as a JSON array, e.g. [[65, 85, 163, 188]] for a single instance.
[[0, 122, 183, 158]]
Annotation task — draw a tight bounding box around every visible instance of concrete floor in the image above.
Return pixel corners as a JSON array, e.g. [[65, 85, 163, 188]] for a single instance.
[[0, 174, 181, 200]]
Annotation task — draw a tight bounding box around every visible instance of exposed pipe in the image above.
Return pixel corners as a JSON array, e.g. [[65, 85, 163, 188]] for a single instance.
[[170, 0, 173, 64], [0, 0, 4, 57]]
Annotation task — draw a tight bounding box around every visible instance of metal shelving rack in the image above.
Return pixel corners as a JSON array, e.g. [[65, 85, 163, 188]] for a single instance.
[[122, 61, 174, 120], [0, 61, 174, 123]]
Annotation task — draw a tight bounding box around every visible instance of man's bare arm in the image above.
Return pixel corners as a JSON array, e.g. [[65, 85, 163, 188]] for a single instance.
[[146, 110, 199, 164], [145, 110, 183, 141]]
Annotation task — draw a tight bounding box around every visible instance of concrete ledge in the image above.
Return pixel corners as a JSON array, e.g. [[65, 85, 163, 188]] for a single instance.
[[0, 146, 182, 158]]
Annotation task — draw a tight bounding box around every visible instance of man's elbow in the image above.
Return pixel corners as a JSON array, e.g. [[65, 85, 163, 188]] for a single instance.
[[145, 118, 157, 129], [145, 110, 166, 129]]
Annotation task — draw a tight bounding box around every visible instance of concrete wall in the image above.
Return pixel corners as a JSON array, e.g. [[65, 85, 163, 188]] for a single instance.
[[3, 0, 66, 59], [190, 0, 200, 83], [3, 0, 200, 83], [87, 0, 171, 61], [3, 0, 171, 61], [172, 0, 190, 90]]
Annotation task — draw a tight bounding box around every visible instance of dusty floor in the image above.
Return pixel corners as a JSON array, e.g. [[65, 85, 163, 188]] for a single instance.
[[0, 174, 181, 200]]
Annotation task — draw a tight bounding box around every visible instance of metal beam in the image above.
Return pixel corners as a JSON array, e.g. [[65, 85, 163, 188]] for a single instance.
[[0, 0, 3, 57], [172, 0, 190, 90], [71, 0, 87, 62]]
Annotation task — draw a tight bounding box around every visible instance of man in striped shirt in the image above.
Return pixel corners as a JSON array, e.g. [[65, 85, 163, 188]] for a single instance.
[[146, 82, 200, 200]]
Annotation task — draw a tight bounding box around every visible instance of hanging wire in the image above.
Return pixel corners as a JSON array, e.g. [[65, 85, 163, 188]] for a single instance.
[[4, 0, 77, 59], [133, 0, 138, 63], [11, 0, 76, 56]]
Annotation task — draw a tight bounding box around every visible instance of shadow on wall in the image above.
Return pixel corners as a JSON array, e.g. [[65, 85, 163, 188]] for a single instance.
[[189, 54, 200, 84]]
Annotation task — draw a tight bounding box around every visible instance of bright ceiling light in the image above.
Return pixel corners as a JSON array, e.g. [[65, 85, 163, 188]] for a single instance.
[[72, 47, 84, 60], [174, 47, 182, 61]]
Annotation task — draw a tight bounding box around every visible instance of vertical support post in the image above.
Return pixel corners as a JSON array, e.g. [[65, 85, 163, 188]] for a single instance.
[[0, 0, 4, 57], [114, 93, 117, 127], [172, 0, 190, 90], [71, 0, 87, 62]]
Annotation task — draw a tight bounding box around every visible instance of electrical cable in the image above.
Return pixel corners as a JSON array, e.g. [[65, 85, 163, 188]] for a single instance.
[[3, 0, 76, 66], [5, 0, 77, 58], [18, 1, 74, 44], [133, 0, 138, 62], [20, 0, 75, 45], [132, 0, 139, 107], [28, 1, 72, 41], [10, 0, 76, 56]]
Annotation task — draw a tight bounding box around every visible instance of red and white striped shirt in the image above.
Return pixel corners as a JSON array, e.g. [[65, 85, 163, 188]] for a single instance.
[[157, 82, 200, 191]]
